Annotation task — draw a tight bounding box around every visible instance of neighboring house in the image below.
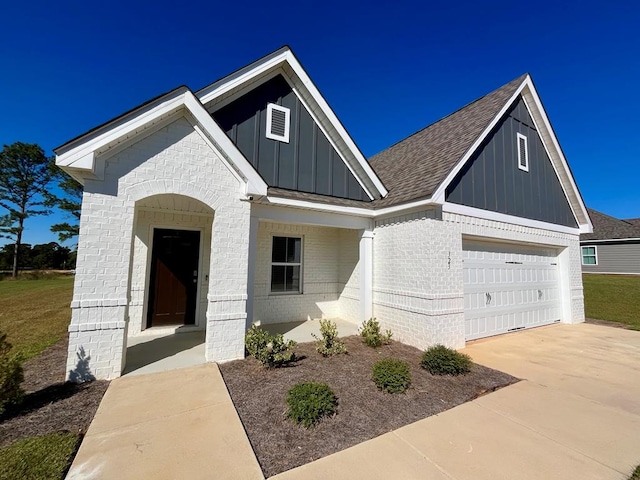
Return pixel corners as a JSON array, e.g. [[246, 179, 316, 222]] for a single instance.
[[55, 47, 592, 380], [580, 209, 640, 274]]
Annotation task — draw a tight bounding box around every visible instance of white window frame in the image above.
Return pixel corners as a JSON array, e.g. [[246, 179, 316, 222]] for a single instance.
[[269, 235, 303, 294], [581, 245, 598, 265], [266, 103, 290, 143], [517, 132, 529, 172]]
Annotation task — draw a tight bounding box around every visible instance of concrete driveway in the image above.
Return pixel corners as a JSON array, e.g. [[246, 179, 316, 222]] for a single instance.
[[273, 323, 640, 479]]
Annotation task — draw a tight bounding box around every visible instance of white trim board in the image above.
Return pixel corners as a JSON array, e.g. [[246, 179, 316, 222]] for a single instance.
[[443, 202, 584, 235]]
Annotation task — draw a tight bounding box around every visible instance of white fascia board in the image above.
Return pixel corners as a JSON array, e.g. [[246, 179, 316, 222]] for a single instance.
[[372, 197, 440, 219], [580, 237, 640, 244], [283, 51, 388, 198], [264, 195, 374, 218], [196, 48, 387, 200], [183, 92, 268, 196], [56, 89, 189, 170], [443, 202, 582, 236], [264, 194, 440, 220], [252, 203, 372, 230], [197, 49, 290, 103]]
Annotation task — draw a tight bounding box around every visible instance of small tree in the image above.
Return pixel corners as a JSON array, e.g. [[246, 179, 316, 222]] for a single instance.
[[0, 143, 55, 277], [46, 167, 82, 243]]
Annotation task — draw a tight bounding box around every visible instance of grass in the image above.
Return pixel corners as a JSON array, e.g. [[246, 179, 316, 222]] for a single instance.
[[0, 432, 79, 480], [630, 465, 640, 480], [583, 274, 640, 330], [0, 276, 74, 360]]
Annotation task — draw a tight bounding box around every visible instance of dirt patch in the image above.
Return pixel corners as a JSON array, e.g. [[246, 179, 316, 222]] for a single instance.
[[585, 318, 632, 329], [220, 336, 518, 477], [0, 338, 108, 447]]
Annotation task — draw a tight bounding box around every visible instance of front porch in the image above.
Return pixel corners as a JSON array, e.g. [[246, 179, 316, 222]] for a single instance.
[[122, 318, 360, 376]]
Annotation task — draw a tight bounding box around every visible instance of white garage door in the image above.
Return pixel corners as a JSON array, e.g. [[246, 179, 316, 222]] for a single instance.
[[463, 239, 561, 341]]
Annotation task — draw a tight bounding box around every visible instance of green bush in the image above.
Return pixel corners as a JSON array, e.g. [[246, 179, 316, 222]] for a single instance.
[[244, 325, 296, 368], [0, 332, 24, 415], [312, 319, 347, 356], [286, 382, 337, 428], [372, 358, 411, 393], [421, 345, 472, 376], [359, 318, 393, 347]]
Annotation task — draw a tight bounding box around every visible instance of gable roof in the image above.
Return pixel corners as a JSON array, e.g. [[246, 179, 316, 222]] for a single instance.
[[369, 74, 526, 208], [196, 47, 387, 200], [368, 73, 592, 232], [54, 87, 269, 196], [581, 209, 640, 241]]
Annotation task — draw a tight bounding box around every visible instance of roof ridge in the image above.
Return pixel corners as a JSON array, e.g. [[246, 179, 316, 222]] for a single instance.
[[369, 73, 528, 159]]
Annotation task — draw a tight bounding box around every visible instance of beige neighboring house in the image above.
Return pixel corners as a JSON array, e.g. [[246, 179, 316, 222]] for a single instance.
[[580, 208, 640, 275], [55, 47, 592, 381]]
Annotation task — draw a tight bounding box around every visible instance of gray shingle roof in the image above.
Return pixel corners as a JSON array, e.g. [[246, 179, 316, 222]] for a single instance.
[[581, 209, 640, 241], [368, 74, 528, 208]]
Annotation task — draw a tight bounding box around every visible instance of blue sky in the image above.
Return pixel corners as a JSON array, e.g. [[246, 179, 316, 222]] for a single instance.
[[1, 0, 639, 246]]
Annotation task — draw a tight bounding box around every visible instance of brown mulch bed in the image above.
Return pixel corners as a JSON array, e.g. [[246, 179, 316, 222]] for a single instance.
[[220, 336, 518, 477], [0, 338, 109, 448]]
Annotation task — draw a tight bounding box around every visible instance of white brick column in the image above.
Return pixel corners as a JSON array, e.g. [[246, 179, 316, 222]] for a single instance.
[[359, 229, 373, 321], [245, 215, 259, 328], [205, 202, 251, 362], [66, 195, 136, 381]]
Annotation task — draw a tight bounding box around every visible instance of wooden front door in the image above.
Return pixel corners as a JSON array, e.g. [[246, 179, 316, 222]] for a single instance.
[[148, 229, 200, 327]]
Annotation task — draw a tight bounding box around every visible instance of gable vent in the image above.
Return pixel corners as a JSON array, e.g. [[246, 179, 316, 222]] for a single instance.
[[266, 103, 290, 143], [517, 132, 529, 172]]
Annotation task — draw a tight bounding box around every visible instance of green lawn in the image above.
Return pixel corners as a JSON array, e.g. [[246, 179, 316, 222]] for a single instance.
[[0, 275, 74, 360], [0, 433, 79, 480], [630, 465, 640, 480], [583, 274, 640, 330]]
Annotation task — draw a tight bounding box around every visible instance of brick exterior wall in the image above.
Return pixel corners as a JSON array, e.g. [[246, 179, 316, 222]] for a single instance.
[[373, 210, 466, 350], [371, 209, 585, 351], [253, 222, 361, 325], [67, 116, 249, 380], [128, 206, 213, 336]]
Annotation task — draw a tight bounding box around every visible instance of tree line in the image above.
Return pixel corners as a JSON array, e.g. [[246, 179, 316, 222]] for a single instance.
[[0, 142, 81, 277]]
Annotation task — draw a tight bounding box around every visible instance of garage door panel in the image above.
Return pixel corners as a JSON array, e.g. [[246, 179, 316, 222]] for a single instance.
[[463, 240, 561, 341]]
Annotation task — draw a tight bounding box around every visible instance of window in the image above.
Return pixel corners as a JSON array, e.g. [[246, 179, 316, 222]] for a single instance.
[[271, 236, 302, 293], [517, 132, 529, 172], [266, 103, 290, 143], [581, 246, 597, 265]]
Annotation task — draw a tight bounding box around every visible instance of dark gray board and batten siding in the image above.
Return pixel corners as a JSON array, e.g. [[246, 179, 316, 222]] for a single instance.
[[446, 96, 578, 228], [581, 241, 640, 274], [211, 75, 370, 201]]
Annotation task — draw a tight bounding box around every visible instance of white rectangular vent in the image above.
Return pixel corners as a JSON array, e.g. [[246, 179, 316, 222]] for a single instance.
[[266, 103, 290, 143], [517, 132, 529, 172]]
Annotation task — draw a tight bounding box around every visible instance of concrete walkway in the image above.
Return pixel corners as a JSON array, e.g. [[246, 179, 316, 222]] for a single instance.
[[272, 323, 640, 479], [66, 364, 263, 480], [67, 323, 640, 480]]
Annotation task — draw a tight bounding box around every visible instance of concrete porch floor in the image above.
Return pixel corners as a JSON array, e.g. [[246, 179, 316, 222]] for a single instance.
[[123, 318, 359, 376]]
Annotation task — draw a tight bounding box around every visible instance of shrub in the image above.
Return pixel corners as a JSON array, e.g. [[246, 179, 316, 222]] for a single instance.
[[0, 332, 24, 415], [421, 345, 472, 376], [244, 325, 296, 368], [312, 319, 347, 356], [372, 358, 411, 393], [286, 382, 337, 428], [359, 318, 393, 347]]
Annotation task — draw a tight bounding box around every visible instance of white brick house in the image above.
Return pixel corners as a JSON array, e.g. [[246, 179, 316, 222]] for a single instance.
[[55, 47, 592, 380]]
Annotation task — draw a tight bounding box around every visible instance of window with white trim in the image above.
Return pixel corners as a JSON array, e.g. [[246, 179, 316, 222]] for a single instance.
[[581, 246, 597, 265], [266, 103, 290, 143], [271, 236, 302, 293], [517, 132, 529, 172]]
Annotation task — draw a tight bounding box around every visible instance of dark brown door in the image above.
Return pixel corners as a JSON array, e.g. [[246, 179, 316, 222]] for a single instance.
[[147, 229, 200, 327]]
